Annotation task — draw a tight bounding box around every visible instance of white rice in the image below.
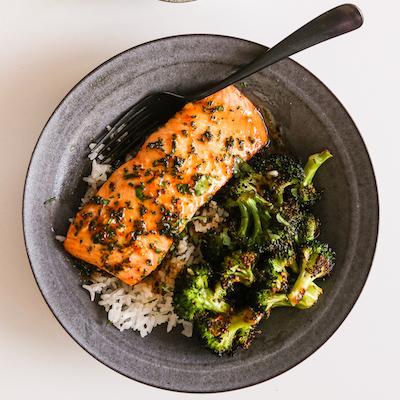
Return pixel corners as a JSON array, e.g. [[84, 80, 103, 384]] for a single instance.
[[76, 155, 227, 338], [81, 159, 111, 204]]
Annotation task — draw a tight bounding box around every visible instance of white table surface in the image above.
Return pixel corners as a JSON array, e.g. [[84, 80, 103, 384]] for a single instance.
[[1, 0, 398, 398]]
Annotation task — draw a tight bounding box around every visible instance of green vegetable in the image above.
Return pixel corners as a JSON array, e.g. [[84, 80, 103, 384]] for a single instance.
[[173, 263, 230, 321], [288, 241, 335, 305], [220, 250, 257, 289], [177, 183, 192, 195], [43, 196, 56, 206], [194, 175, 211, 196], [196, 308, 262, 355]]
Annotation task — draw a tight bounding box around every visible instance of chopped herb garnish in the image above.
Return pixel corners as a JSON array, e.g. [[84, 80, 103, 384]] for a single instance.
[[189, 144, 197, 155], [172, 156, 185, 175], [135, 183, 147, 201], [176, 183, 192, 195], [181, 129, 188, 137], [171, 134, 177, 154], [153, 156, 170, 168], [109, 182, 115, 191], [194, 175, 211, 196], [225, 136, 235, 150], [43, 196, 56, 206], [123, 172, 139, 179], [199, 129, 213, 142], [90, 196, 110, 206], [147, 137, 164, 151]]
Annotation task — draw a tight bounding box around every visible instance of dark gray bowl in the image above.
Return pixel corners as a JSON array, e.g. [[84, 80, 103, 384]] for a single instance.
[[23, 34, 378, 393]]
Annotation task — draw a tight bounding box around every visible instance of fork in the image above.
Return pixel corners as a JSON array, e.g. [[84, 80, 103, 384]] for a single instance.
[[90, 4, 363, 164]]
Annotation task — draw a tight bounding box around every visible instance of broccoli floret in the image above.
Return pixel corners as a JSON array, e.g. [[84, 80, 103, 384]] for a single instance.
[[254, 251, 296, 302], [296, 213, 320, 244], [200, 228, 233, 265], [173, 263, 230, 321], [288, 241, 335, 305], [256, 282, 323, 313], [225, 184, 273, 250], [196, 308, 263, 355], [251, 154, 305, 205], [220, 250, 257, 289], [292, 150, 333, 206], [255, 290, 290, 316], [296, 282, 323, 309]]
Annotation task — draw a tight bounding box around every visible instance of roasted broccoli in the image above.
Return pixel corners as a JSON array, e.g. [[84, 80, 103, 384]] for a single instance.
[[174, 149, 334, 355], [292, 150, 333, 206], [251, 153, 304, 205], [220, 250, 257, 289], [196, 308, 263, 355], [288, 241, 335, 305], [296, 282, 323, 309], [255, 290, 289, 315], [225, 181, 273, 250], [200, 228, 234, 265], [296, 213, 320, 244], [256, 281, 323, 313], [173, 263, 230, 321], [303, 150, 333, 187]]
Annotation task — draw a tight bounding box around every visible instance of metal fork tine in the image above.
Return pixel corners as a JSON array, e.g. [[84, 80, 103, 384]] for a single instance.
[[91, 95, 156, 154], [104, 120, 162, 163], [104, 118, 161, 162], [96, 110, 154, 158]]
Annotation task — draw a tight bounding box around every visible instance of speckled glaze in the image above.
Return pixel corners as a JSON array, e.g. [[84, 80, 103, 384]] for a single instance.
[[23, 35, 378, 393]]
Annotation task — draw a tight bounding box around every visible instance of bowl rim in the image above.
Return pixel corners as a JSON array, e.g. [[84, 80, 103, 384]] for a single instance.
[[22, 33, 379, 393]]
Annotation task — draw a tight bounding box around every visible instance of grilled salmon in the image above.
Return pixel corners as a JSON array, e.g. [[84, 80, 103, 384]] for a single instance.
[[64, 85, 268, 285]]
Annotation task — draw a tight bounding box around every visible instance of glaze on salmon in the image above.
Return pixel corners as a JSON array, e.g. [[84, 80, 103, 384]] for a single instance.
[[64, 86, 268, 285]]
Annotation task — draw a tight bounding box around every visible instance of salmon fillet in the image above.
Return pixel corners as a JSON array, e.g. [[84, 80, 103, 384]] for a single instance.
[[64, 86, 268, 285]]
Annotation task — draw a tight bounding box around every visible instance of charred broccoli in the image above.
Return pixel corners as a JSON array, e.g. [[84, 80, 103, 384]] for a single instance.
[[251, 153, 304, 205], [224, 180, 273, 250], [220, 250, 257, 289], [173, 149, 334, 355], [200, 228, 233, 265], [292, 150, 333, 206], [173, 263, 230, 321], [288, 241, 335, 305], [256, 281, 323, 313], [296, 213, 320, 243], [296, 282, 323, 309], [196, 308, 263, 355]]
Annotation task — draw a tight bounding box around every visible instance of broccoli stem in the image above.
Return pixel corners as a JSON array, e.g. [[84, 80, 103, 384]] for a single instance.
[[276, 180, 297, 205], [246, 198, 262, 241], [303, 150, 333, 187], [265, 293, 290, 310], [238, 202, 250, 237], [296, 282, 323, 309], [288, 252, 319, 305], [218, 316, 250, 349]]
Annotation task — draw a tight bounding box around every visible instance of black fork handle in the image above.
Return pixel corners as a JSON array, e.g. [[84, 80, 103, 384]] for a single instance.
[[188, 4, 363, 101]]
